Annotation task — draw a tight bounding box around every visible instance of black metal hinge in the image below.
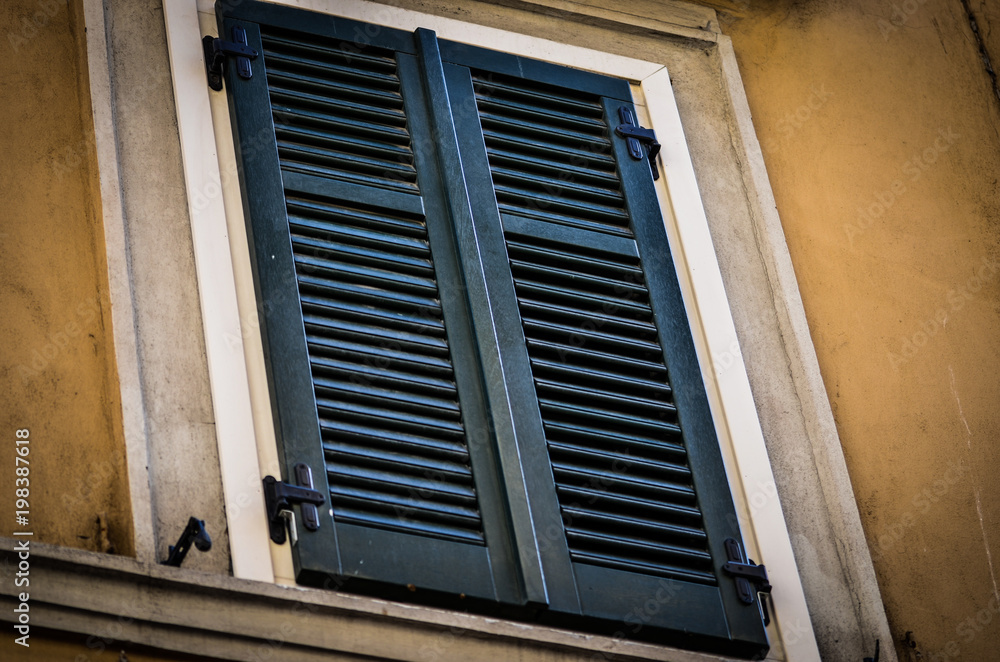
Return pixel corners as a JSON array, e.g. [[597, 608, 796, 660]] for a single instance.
[[723, 537, 773, 624], [263, 464, 325, 545], [203, 26, 258, 91], [616, 106, 661, 180]]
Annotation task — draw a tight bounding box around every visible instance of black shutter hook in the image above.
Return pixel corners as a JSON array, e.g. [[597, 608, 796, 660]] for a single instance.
[[204, 26, 259, 91], [616, 106, 661, 180]]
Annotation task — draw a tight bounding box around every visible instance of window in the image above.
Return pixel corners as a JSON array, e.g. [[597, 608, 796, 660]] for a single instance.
[[218, 0, 768, 656]]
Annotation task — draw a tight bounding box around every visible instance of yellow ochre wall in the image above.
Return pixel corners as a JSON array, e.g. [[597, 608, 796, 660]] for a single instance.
[[0, 0, 133, 556], [718, 0, 1000, 659]]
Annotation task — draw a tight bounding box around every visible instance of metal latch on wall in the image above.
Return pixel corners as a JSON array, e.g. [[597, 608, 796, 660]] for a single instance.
[[722, 537, 773, 624], [616, 106, 661, 180], [160, 516, 212, 567], [203, 26, 258, 91], [263, 463, 325, 545]]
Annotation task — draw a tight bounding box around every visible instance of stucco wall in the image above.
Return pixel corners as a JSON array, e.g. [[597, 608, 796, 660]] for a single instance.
[[0, 0, 134, 556], [720, 1, 1000, 660]]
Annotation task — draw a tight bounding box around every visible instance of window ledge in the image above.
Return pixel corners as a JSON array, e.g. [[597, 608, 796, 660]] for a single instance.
[[1, 541, 781, 661]]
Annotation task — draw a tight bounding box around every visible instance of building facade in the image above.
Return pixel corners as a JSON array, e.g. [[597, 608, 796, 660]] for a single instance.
[[2, 1, 998, 661]]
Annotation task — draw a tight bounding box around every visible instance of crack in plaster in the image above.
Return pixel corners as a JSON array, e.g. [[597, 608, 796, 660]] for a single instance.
[[949, 365, 1000, 607], [960, 0, 1000, 107], [973, 486, 1000, 606], [948, 365, 972, 444]]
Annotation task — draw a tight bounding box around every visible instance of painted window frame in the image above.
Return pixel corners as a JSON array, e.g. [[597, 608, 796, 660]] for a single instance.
[[161, 0, 821, 659]]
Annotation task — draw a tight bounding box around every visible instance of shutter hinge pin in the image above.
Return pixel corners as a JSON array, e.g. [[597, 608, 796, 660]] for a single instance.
[[203, 26, 258, 91], [263, 464, 325, 545]]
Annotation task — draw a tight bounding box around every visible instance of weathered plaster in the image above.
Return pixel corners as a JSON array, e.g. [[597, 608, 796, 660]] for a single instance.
[[102, 0, 231, 572], [82, 0, 157, 565]]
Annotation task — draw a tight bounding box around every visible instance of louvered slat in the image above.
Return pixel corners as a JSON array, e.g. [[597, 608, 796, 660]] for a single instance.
[[262, 27, 418, 193], [282, 186, 485, 545], [472, 74, 631, 236], [512, 234, 714, 582], [510, 235, 714, 583]]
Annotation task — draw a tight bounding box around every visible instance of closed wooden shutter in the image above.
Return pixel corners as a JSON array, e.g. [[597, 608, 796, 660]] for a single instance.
[[442, 43, 769, 655], [476, 72, 714, 582], [220, 7, 521, 605], [219, 1, 769, 655]]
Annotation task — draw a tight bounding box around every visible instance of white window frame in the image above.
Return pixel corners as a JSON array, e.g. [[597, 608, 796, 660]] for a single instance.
[[162, 1, 821, 659]]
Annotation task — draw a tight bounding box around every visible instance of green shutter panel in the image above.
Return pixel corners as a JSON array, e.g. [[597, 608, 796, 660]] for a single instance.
[[440, 43, 770, 656], [218, 2, 521, 605]]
